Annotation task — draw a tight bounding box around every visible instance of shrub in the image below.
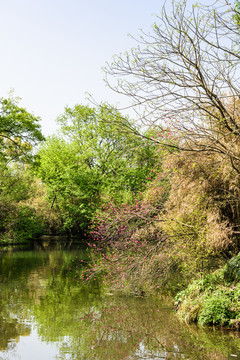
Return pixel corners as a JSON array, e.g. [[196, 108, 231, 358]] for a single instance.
[[198, 291, 234, 326]]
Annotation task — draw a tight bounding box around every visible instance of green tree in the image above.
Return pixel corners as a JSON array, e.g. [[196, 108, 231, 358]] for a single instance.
[[36, 104, 161, 233], [36, 136, 99, 232], [0, 96, 44, 163], [0, 95, 45, 243], [57, 103, 161, 196]]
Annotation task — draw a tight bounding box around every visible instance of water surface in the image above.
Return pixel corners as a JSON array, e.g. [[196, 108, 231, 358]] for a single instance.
[[0, 247, 239, 359]]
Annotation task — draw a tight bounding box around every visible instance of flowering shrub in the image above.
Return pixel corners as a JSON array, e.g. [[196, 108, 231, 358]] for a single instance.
[[80, 169, 180, 294]]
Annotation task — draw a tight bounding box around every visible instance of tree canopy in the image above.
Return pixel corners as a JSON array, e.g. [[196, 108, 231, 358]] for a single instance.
[[105, 0, 240, 172], [0, 96, 44, 163], [36, 104, 163, 232]]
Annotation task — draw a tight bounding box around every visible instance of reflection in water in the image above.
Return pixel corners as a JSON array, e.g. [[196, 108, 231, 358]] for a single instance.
[[0, 248, 239, 359]]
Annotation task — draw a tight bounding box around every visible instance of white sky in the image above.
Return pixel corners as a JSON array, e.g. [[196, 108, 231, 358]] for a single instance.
[[0, 0, 166, 136]]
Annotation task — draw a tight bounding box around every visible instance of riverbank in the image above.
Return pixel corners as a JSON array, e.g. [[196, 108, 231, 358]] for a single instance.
[[175, 252, 240, 329]]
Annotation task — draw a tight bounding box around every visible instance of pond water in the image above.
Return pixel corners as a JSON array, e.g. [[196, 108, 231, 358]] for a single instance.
[[0, 245, 240, 360]]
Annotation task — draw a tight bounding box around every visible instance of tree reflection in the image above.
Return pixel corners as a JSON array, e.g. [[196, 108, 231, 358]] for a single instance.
[[0, 249, 239, 359], [0, 251, 46, 351]]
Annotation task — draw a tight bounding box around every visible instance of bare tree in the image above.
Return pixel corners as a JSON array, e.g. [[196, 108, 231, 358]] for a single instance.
[[104, 0, 240, 172]]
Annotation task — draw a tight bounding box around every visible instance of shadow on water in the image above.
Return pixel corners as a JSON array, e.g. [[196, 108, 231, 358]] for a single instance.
[[0, 241, 239, 359]]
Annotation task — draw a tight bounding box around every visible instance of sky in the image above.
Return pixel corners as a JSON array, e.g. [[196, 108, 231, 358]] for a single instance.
[[0, 0, 167, 136]]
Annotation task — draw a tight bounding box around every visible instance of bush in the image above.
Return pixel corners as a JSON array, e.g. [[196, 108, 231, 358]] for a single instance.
[[198, 291, 234, 326]]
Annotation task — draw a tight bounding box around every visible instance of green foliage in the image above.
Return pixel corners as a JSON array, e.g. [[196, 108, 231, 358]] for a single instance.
[[0, 162, 48, 244], [198, 291, 234, 326], [12, 206, 45, 243], [175, 254, 240, 327], [0, 199, 17, 242], [0, 96, 44, 163], [0, 201, 46, 244], [233, 1, 240, 27], [36, 136, 101, 232], [57, 103, 160, 197], [36, 104, 162, 233], [0, 95, 46, 244], [162, 204, 209, 277], [223, 252, 240, 283], [0, 162, 35, 202]]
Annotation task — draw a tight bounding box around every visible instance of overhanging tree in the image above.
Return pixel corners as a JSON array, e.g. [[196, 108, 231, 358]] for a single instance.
[[104, 0, 240, 172]]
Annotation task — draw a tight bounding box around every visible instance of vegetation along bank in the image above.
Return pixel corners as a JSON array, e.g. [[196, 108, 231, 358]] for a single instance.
[[1, 0, 240, 328]]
